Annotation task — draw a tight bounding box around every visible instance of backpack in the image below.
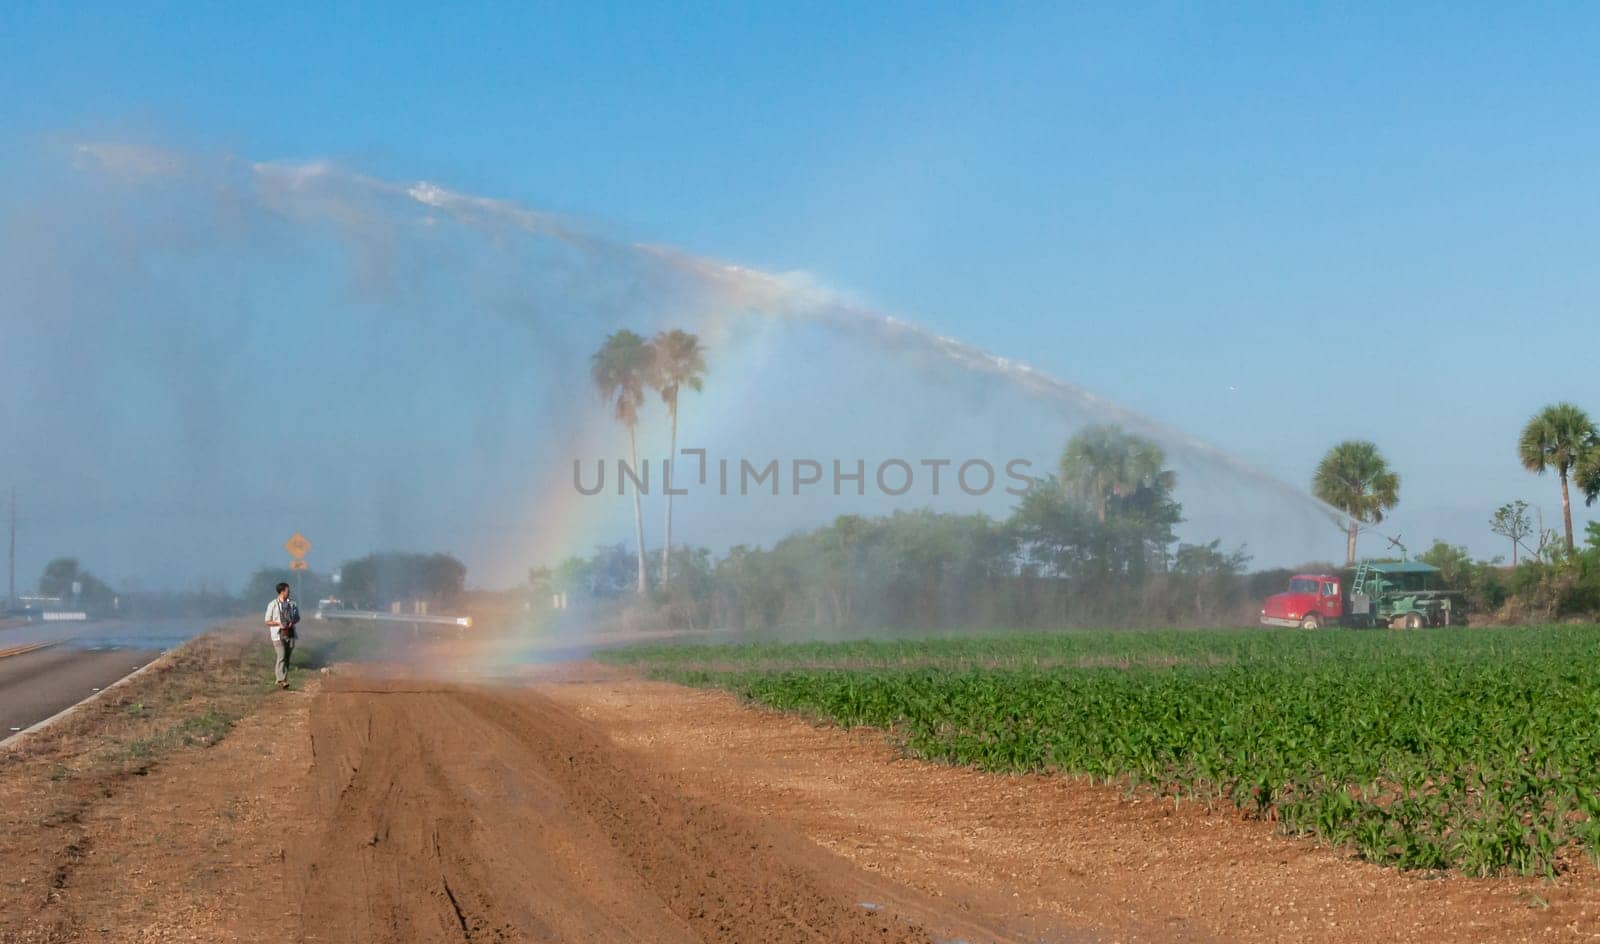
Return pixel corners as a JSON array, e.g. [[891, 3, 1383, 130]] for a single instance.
[[280, 599, 301, 639]]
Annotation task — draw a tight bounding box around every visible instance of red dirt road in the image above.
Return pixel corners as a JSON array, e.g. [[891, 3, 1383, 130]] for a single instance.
[[291, 677, 1026, 943]]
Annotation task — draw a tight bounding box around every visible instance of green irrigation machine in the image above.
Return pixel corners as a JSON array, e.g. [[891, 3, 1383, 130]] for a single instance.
[[1349, 561, 1467, 628]]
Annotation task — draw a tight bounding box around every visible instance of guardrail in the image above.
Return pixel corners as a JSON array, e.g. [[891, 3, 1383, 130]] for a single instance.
[[314, 608, 472, 628]]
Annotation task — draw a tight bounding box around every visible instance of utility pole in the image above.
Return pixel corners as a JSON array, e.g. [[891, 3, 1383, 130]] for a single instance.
[[8, 487, 14, 609]]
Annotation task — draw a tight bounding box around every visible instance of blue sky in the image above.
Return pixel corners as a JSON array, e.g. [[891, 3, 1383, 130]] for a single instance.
[[2, 3, 1597, 587]]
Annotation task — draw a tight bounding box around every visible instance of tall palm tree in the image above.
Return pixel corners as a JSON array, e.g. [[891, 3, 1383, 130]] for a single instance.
[[648, 330, 706, 586], [591, 330, 654, 594], [1312, 440, 1400, 566], [1059, 425, 1175, 523], [1518, 402, 1599, 554]]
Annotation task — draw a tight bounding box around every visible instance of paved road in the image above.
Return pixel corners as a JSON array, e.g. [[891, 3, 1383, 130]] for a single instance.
[[0, 617, 210, 650], [0, 645, 159, 735], [0, 619, 216, 737]]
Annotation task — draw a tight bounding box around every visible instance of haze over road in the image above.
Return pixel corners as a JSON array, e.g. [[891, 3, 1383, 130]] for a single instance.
[[0, 619, 213, 737]]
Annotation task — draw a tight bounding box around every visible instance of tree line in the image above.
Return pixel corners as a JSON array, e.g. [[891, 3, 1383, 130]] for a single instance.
[[536, 424, 1277, 629], [243, 551, 467, 611], [552, 388, 1600, 628], [1313, 401, 1600, 563], [5, 550, 469, 619]]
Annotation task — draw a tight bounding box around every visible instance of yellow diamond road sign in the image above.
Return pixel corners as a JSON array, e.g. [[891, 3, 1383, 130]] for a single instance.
[[284, 532, 311, 560]]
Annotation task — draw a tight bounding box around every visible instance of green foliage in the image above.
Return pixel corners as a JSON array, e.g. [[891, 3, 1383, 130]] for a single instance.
[[617, 626, 1600, 876], [1489, 501, 1536, 566], [1012, 473, 1182, 587], [243, 565, 333, 607], [1172, 540, 1251, 578], [592, 328, 655, 594], [1415, 541, 1472, 587], [649, 329, 708, 586], [1058, 425, 1178, 526], [590, 329, 653, 426], [550, 544, 645, 600], [1499, 529, 1600, 620], [1580, 449, 1600, 508], [1313, 440, 1400, 565], [1416, 541, 1505, 613], [1312, 441, 1400, 525], [336, 551, 466, 610], [537, 414, 1596, 630], [648, 329, 706, 412], [37, 557, 117, 611], [1518, 402, 1597, 479], [1519, 402, 1599, 552], [1171, 540, 1255, 623], [551, 497, 1251, 630], [734, 509, 1016, 630]]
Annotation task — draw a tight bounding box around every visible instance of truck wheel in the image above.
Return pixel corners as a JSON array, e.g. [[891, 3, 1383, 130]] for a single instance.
[[1301, 614, 1322, 630]]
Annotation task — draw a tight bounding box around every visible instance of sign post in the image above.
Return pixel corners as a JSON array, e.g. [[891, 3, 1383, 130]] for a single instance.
[[284, 532, 312, 601]]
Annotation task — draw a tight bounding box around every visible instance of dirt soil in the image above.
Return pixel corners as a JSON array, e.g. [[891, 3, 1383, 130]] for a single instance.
[[289, 675, 1008, 943], [7, 649, 1600, 943]]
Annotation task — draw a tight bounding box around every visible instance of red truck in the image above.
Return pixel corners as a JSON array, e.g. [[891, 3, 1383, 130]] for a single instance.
[[1259, 574, 1347, 629]]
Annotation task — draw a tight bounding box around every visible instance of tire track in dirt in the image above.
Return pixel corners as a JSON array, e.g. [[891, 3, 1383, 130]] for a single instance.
[[294, 677, 1009, 943]]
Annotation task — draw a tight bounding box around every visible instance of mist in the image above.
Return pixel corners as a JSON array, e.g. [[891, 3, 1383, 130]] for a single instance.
[[0, 139, 1349, 595]]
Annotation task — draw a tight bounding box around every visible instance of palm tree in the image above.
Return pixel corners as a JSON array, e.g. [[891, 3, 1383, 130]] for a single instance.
[[591, 330, 654, 594], [1518, 402, 1599, 554], [1312, 440, 1400, 566], [648, 330, 706, 586], [1059, 425, 1175, 523]]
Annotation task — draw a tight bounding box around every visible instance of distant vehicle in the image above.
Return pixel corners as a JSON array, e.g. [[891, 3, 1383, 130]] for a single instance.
[[1, 601, 88, 622], [1260, 561, 1465, 629]]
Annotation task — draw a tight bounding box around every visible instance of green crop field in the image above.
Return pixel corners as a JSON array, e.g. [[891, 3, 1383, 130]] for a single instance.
[[603, 626, 1600, 877]]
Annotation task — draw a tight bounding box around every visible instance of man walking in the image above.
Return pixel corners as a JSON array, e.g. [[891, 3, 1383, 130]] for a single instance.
[[265, 582, 300, 689]]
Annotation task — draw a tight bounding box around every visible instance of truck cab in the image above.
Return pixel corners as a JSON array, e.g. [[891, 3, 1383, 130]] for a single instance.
[[1260, 574, 1344, 628]]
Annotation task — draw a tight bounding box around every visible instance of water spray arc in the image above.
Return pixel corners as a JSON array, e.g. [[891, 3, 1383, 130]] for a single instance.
[[74, 143, 1350, 539], [239, 155, 1346, 530]]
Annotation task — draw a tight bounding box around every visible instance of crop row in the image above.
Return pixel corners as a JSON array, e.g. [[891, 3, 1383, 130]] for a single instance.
[[633, 626, 1600, 876]]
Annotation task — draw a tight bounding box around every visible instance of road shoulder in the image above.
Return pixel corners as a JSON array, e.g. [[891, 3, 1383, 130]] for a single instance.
[[0, 628, 317, 943]]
